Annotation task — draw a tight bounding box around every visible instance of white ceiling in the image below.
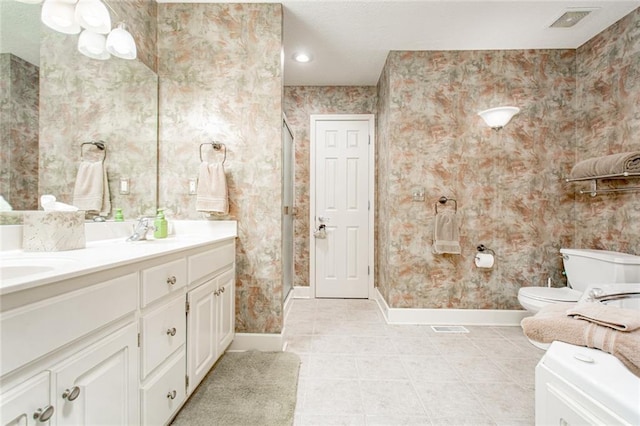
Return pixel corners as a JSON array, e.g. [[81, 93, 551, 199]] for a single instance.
[[4, 1, 639, 86]]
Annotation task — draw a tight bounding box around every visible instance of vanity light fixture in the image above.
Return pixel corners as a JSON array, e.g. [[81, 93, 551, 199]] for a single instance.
[[478, 106, 520, 130], [106, 22, 137, 60], [78, 29, 110, 60], [293, 52, 312, 63], [75, 0, 111, 34], [41, 0, 81, 34]]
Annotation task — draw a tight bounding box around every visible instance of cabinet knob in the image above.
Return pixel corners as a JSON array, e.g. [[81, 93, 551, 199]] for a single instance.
[[33, 405, 55, 422], [167, 390, 177, 400], [214, 290, 220, 296], [166, 327, 177, 336], [167, 276, 177, 285], [62, 386, 81, 402], [220, 287, 225, 293]]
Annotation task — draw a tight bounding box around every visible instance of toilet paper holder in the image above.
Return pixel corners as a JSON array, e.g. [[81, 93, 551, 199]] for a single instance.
[[476, 244, 495, 255]]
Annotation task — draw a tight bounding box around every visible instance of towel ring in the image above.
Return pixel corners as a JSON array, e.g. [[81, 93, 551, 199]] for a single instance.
[[80, 141, 106, 161], [199, 142, 226, 164], [434, 196, 457, 214]]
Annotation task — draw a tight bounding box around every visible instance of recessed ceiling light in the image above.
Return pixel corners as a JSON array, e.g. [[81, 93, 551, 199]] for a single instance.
[[293, 52, 312, 63]]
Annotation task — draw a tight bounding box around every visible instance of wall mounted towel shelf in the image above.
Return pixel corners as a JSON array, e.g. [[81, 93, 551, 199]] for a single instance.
[[199, 142, 226, 164], [565, 172, 640, 196]]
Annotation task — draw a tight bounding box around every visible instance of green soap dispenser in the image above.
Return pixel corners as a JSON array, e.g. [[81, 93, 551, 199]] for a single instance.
[[114, 208, 124, 222], [154, 209, 168, 239]]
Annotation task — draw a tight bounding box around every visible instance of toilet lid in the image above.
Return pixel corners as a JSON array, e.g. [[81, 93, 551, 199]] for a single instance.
[[519, 286, 582, 302]]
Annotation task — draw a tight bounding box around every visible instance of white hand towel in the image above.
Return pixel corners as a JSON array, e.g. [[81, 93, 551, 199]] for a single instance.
[[72, 160, 110, 216], [196, 161, 229, 214], [433, 211, 461, 255]]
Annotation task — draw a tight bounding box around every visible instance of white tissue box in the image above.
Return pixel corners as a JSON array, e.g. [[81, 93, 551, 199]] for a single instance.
[[22, 211, 86, 252]]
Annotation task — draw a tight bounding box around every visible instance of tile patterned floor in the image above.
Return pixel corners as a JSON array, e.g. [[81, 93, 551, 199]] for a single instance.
[[285, 298, 544, 426]]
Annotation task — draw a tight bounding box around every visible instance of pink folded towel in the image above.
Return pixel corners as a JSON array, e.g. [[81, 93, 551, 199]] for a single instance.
[[196, 161, 229, 215], [73, 160, 110, 216], [566, 302, 640, 332], [433, 211, 461, 255], [521, 303, 640, 377], [569, 151, 640, 179]]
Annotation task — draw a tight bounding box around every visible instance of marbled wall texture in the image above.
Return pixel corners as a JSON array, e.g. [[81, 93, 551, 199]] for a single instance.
[[0, 54, 39, 210], [39, 0, 157, 220], [158, 3, 284, 333], [574, 7, 640, 254], [284, 86, 377, 287], [376, 50, 577, 309]]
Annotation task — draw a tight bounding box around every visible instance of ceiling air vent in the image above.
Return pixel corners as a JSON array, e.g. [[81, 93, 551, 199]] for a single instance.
[[550, 10, 594, 28]]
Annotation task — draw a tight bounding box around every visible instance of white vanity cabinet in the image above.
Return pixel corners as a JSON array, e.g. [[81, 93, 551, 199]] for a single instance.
[[138, 258, 188, 426], [186, 241, 236, 394], [0, 272, 139, 426], [0, 224, 237, 426]]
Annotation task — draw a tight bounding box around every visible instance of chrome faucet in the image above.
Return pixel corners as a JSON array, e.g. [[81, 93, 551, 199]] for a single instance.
[[127, 217, 153, 242]]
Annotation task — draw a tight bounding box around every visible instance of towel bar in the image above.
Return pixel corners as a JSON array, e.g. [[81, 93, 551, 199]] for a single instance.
[[435, 196, 457, 214], [199, 142, 226, 164]]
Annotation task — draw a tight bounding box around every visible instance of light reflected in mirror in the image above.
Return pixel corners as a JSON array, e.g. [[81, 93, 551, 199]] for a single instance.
[[0, 0, 158, 223]]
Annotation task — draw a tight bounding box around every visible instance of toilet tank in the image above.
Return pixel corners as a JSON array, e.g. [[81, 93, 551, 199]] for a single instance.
[[560, 248, 640, 291]]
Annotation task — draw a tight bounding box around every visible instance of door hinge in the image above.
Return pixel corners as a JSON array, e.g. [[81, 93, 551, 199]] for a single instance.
[[185, 375, 189, 388], [368, 135, 371, 145], [137, 333, 141, 347], [185, 300, 190, 314], [368, 200, 370, 211], [368, 266, 370, 275]]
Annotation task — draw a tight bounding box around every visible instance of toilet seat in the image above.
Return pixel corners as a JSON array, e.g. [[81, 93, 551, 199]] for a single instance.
[[519, 286, 582, 303]]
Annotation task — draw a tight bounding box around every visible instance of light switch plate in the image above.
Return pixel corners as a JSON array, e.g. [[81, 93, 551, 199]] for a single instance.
[[188, 178, 197, 195], [119, 178, 130, 195], [412, 187, 425, 202]]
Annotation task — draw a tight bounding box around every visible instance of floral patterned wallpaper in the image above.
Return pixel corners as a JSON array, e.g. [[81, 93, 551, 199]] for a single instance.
[[283, 86, 377, 288], [157, 3, 284, 333], [38, 0, 157, 220], [376, 50, 577, 309], [0, 54, 39, 210], [574, 7, 640, 254]]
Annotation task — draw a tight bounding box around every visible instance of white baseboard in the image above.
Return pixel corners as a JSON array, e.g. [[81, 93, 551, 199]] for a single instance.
[[227, 332, 285, 352], [293, 285, 312, 298], [374, 288, 530, 326]]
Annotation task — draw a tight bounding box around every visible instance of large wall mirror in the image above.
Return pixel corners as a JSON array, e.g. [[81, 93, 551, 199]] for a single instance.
[[0, 0, 157, 222]]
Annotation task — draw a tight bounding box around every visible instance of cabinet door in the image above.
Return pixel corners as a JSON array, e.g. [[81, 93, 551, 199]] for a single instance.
[[216, 269, 235, 356], [52, 323, 138, 426], [1, 371, 53, 426], [186, 278, 217, 393], [140, 349, 186, 426]]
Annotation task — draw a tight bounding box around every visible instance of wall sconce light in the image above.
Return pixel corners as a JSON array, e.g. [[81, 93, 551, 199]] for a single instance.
[[41, 0, 80, 34], [477, 106, 520, 130], [75, 0, 111, 34], [106, 22, 137, 60], [78, 29, 110, 60]]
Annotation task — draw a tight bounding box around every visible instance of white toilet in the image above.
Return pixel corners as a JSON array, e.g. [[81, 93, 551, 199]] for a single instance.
[[518, 248, 640, 313]]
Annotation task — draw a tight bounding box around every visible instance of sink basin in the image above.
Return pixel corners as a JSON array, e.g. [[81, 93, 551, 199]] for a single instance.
[[0, 257, 80, 281]]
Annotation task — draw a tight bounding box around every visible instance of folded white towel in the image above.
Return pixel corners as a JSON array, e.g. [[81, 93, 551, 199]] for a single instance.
[[433, 211, 461, 255], [196, 161, 229, 214], [72, 160, 110, 216]]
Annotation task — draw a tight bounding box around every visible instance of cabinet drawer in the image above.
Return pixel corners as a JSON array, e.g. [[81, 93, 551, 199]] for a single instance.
[[141, 259, 187, 307], [141, 349, 186, 426], [141, 296, 186, 378], [188, 242, 234, 284], [1, 273, 137, 376]]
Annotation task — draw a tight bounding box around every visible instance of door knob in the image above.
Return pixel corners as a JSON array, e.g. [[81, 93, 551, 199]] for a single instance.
[[166, 327, 177, 336], [62, 386, 81, 401]]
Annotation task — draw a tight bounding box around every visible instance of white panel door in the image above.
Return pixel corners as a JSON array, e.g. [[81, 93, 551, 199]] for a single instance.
[[314, 118, 371, 298]]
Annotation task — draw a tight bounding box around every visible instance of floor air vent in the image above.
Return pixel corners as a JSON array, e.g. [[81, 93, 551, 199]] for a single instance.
[[431, 325, 469, 333]]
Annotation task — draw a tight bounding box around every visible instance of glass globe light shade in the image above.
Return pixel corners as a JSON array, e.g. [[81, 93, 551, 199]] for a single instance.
[[477, 106, 520, 130], [78, 29, 110, 60], [106, 23, 137, 60], [75, 0, 111, 34], [41, 0, 80, 34]]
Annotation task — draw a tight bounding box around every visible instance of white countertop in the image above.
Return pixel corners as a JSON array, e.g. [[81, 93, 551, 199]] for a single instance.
[[0, 220, 237, 296]]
